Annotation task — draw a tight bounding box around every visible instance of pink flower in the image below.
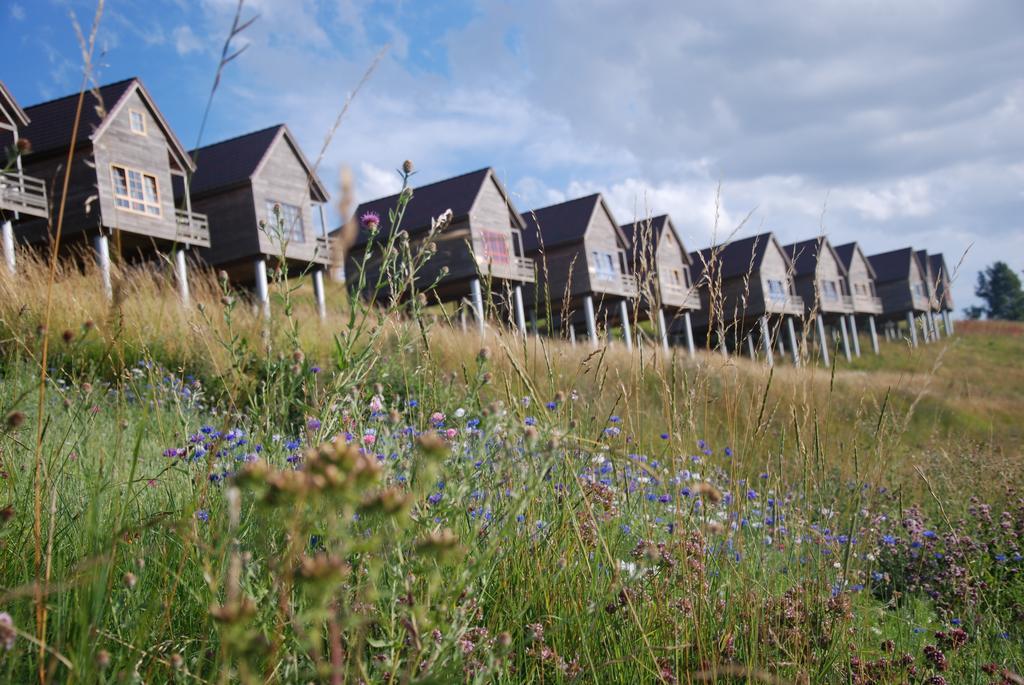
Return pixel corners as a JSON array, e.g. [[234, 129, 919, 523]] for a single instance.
[[369, 396, 384, 412], [430, 412, 445, 425], [363, 434, 377, 446], [445, 428, 457, 439]]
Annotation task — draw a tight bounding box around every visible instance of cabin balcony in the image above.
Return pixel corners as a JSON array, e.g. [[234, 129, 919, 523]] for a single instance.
[[765, 293, 804, 315], [851, 294, 883, 314], [474, 253, 536, 283], [592, 271, 638, 298], [660, 282, 701, 310], [911, 293, 930, 312], [175, 209, 211, 248], [0, 170, 49, 219]]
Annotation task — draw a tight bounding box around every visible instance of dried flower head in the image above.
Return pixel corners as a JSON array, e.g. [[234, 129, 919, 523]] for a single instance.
[[5, 411, 26, 430], [402, 159, 414, 174], [691, 482, 723, 505], [477, 347, 492, 362], [95, 649, 111, 669], [61, 329, 74, 344], [16, 138, 31, 154]]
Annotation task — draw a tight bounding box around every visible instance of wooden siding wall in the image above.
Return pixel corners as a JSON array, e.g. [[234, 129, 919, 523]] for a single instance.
[[524, 242, 592, 312], [847, 249, 875, 298], [192, 185, 259, 266], [16, 149, 98, 244], [251, 135, 318, 257], [655, 226, 694, 308], [93, 89, 179, 242], [583, 203, 627, 295], [792, 245, 845, 314]]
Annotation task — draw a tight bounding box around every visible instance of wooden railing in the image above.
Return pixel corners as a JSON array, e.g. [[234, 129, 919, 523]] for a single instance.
[[592, 271, 638, 297], [0, 170, 48, 219], [766, 293, 804, 313], [661, 282, 701, 309], [175, 209, 211, 247], [851, 295, 883, 313]]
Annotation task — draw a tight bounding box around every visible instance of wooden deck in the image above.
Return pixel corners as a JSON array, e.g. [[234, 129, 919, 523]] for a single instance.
[[0, 170, 48, 219]]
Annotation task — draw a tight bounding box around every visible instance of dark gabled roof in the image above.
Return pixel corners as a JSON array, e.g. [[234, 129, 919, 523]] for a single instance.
[[915, 249, 933, 278], [521, 194, 602, 253], [782, 237, 827, 277], [834, 241, 877, 280], [867, 247, 915, 283], [343, 167, 501, 248], [929, 253, 948, 277], [690, 232, 783, 283], [21, 77, 194, 172], [187, 124, 328, 201], [0, 80, 30, 129], [621, 214, 692, 267]]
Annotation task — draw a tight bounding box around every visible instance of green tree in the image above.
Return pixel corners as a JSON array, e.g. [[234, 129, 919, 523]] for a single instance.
[[968, 261, 1024, 320]]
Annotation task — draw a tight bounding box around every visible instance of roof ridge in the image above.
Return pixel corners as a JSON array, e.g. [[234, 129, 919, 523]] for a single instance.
[[23, 76, 137, 111], [190, 124, 283, 155]]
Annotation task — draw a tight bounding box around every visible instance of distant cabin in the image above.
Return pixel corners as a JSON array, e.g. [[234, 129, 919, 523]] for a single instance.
[[914, 249, 937, 309], [866, 247, 931, 345], [180, 124, 331, 285], [619, 214, 699, 311], [834, 242, 883, 316], [16, 77, 208, 257], [521, 193, 637, 342], [341, 167, 535, 327], [0, 81, 48, 273], [782, 237, 851, 316]]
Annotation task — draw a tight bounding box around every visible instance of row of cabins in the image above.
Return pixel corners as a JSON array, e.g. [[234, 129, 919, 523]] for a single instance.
[[0, 76, 956, 363]]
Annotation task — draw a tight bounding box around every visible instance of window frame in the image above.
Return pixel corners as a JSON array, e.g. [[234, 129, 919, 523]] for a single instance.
[[110, 164, 162, 217], [591, 250, 619, 280], [479, 230, 512, 265], [128, 109, 147, 135], [265, 200, 305, 243]]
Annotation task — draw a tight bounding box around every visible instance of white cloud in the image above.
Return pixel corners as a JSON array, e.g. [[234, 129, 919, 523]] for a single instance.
[[10, 3, 24, 20], [172, 25, 202, 55]]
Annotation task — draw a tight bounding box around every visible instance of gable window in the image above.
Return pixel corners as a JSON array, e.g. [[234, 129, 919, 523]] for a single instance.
[[591, 250, 618, 279], [129, 109, 146, 135], [766, 279, 788, 302], [266, 201, 305, 242], [669, 269, 682, 285], [821, 280, 839, 301], [682, 265, 691, 288], [111, 165, 161, 217], [480, 230, 511, 265]]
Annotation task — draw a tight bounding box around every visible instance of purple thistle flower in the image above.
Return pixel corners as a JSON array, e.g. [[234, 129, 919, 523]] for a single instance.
[[360, 211, 381, 229]]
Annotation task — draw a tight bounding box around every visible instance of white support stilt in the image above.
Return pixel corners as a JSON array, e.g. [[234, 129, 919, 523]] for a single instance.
[[584, 295, 598, 346], [312, 268, 327, 320], [530, 308, 538, 335], [93, 232, 112, 300], [929, 310, 940, 340], [746, 333, 756, 359], [569, 323, 577, 346], [848, 314, 861, 357], [786, 316, 800, 366], [718, 324, 729, 358], [174, 247, 190, 306], [460, 307, 467, 332], [907, 311, 918, 347], [684, 311, 696, 359], [946, 310, 954, 336], [815, 314, 831, 367], [2, 220, 15, 275], [760, 316, 774, 367], [657, 307, 669, 352], [513, 285, 527, 335], [839, 315, 852, 362], [619, 300, 632, 350], [254, 257, 270, 317], [868, 315, 880, 355], [470, 278, 485, 334], [776, 335, 785, 358]]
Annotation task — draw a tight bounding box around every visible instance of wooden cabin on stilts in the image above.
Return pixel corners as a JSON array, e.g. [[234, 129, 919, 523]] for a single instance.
[[866, 247, 931, 347], [783, 236, 855, 365], [0, 81, 49, 275], [834, 241, 884, 355]]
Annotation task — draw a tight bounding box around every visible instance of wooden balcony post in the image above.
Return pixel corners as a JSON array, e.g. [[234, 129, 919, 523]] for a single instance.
[[513, 285, 527, 335], [815, 314, 831, 367], [657, 307, 669, 352], [684, 311, 696, 359], [255, 257, 270, 318], [760, 316, 773, 367], [786, 316, 800, 367], [619, 300, 632, 351], [945, 311, 954, 336], [470, 278, 485, 334], [313, 267, 327, 320], [868, 315, 880, 355], [174, 247, 190, 306], [583, 295, 597, 346], [93, 232, 112, 300], [906, 311, 918, 347], [848, 314, 861, 357], [2, 219, 14, 275], [839, 315, 852, 362]]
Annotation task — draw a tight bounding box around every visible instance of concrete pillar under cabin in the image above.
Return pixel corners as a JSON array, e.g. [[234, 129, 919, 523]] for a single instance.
[[945, 311, 955, 335], [786, 316, 800, 367], [657, 308, 669, 352], [868, 315, 880, 355], [848, 314, 861, 357], [839, 316, 852, 362], [514, 285, 527, 335], [93, 232, 112, 300], [815, 314, 830, 367], [254, 257, 270, 317], [760, 316, 774, 368], [718, 324, 729, 358], [2, 220, 15, 275], [312, 268, 327, 320], [583, 295, 598, 346], [569, 324, 577, 346], [470, 278, 485, 334], [174, 247, 191, 306], [619, 300, 632, 350], [746, 333, 756, 359], [684, 311, 696, 359], [906, 311, 918, 347], [929, 310, 940, 340]]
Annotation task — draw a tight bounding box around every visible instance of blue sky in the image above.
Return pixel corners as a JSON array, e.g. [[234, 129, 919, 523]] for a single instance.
[[5, 0, 1024, 309]]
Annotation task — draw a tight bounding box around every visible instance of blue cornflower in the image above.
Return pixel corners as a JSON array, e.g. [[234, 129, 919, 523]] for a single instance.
[[546, 401, 557, 410], [524, 416, 536, 426], [516, 514, 525, 523], [408, 399, 418, 408], [196, 510, 209, 522], [724, 447, 733, 457], [882, 534, 896, 545], [307, 418, 322, 431], [746, 489, 758, 500], [660, 433, 669, 440], [427, 492, 443, 505], [310, 366, 321, 374], [923, 530, 937, 539], [609, 415, 621, 423]]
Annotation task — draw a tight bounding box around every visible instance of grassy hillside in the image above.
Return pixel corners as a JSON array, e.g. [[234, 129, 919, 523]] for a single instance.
[[1, 244, 1022, 683]]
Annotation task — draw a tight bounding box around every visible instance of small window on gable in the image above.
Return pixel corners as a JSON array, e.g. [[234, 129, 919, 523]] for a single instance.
[[129, 110, 146, 135]]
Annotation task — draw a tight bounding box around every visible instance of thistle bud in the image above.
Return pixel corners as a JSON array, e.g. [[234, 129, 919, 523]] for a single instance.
[[402, 159, 414, 174], [16, 138, 31, 154], [5, 410, 25, 429]]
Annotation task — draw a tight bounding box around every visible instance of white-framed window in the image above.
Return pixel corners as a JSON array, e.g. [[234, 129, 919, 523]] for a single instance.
[[480, 230, 511, 265], [669, 268, 682, 285], [821, 280, 839, 301], [128, 109, 146, 135], [266, 200, 305, 242], [591, 250, 618, 279], [110, 165, 161, 217], [766, 279, 788, 301]]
